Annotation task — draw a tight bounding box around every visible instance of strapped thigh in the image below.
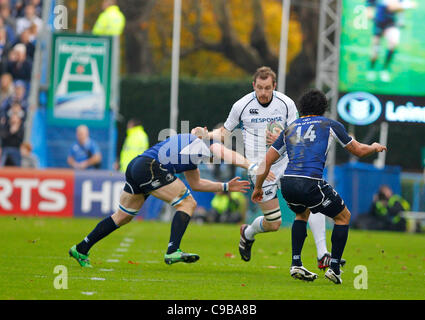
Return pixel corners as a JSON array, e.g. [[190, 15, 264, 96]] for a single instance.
[[170, 188, 192, 207], [263, 207, 281, 222], [118, 204, 140, 216]]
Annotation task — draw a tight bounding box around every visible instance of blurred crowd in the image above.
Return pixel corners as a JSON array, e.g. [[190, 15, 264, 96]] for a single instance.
[[0, 0, 42, 168]]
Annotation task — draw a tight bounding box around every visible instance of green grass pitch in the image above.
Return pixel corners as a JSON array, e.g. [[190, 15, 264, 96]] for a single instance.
[[0, 216, 424, 300]]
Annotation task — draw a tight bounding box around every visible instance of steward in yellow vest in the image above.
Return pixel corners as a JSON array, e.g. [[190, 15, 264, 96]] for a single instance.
[[119, 119, 149, 173], [92, 1, 126, 36]]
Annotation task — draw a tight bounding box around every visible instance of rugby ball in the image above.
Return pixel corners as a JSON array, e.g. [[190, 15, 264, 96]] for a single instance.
[[266, 122, 284, 135]]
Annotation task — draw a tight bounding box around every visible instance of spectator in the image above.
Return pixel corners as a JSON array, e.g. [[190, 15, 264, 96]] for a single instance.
[[1, 80, 28, 117], [0, 15, 15, 45], [6, 43, 32, 83], [13, 28, 34, 58], [11, 0, 25, 18], [12, 79, 28, 106], [16, 4, 41, 36], [92, 0, 126, 36], [0, 26, 11, 66], [67, 124, 102, 170], [30, 0, 42, 17], [118, 118, 149, 173], [0, 73, 14, 107], [6, 101, 25, 120], [20, 140, 38, 168], [0, 4, 17, 33], [0, 112, 24, 166]]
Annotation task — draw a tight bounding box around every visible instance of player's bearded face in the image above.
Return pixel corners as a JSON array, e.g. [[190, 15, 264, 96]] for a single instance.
[[253, 77, 275, 104]]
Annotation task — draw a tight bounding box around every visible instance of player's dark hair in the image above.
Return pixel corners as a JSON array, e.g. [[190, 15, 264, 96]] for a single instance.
[[253, 66, 276, 84], [298, 89, 328, 116]]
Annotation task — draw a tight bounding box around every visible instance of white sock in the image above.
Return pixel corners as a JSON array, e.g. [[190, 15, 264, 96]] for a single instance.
[[244, 216, 264, 240], [308, 212, 328, 259]]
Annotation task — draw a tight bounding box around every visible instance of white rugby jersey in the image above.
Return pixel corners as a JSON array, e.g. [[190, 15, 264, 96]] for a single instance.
[[223, 91, 298, 163]]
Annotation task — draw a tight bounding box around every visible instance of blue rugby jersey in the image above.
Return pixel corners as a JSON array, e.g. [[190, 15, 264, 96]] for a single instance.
[[140, 133, 211, 173], [271, 116, 353, 179], [374, 0, 400, 24]]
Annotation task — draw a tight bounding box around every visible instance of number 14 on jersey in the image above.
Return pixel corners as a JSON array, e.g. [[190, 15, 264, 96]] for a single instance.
[[296, 125, 317, 143]]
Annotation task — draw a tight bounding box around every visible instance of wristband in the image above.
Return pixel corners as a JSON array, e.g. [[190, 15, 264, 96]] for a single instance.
[[222, 182, 229, 192]]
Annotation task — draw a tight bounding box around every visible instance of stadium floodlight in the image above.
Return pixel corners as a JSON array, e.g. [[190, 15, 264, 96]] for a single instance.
[[76, 0, 85, 33], [315, 0, 342, 186], [277, 0, 291, 94], [170, 0, 182, 134]]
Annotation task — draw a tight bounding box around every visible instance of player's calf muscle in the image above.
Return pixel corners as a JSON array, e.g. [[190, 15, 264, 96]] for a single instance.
[[263, 219, 281, 231]]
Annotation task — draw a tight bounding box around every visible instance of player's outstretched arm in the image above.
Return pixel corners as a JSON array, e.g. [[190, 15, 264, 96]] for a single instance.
[[387, 0, 417, 12], [209, 142, 250, 169], [251, 148, 280, 203], [209, 142, 276, 181], [207, 126, 231, 143], [184, 169, 250, 193], [345, 139, 387, 158]]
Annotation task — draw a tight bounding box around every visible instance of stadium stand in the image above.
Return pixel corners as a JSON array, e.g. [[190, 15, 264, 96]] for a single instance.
[[0, 0, 41, 168]]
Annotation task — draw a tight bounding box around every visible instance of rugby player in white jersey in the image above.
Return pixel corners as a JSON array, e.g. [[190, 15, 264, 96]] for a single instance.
[[206, 66, 336, 269]]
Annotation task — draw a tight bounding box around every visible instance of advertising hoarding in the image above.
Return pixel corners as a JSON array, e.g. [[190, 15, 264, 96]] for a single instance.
[[48, 33, 112, 127]]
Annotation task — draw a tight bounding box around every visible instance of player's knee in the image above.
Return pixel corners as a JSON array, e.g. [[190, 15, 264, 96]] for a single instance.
[[334, 207, 351, 225], [175, 195, 197, 214], [112, 210, 134, 227]]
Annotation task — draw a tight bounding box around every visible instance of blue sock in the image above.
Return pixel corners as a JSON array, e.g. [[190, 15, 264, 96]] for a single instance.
[[76, 216, 119, 255], [330, 225, 349, 274], [291, 220, 307, 267], [167, 211, 191, 254]]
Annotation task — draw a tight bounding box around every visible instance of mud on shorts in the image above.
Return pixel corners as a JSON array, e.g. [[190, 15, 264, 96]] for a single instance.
[[280, 176, 346, 218]]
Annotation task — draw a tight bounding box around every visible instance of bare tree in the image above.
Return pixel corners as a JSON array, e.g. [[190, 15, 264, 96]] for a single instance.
[[116, 0, 320, 96], [117, 0, 156, 74], [183, 0, 320, 96]]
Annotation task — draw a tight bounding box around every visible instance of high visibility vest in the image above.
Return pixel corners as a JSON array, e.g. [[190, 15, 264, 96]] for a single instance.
[[119, 126, 149, 173], [92, 5, 126, 36], [375, 195, 410, 224], [211, 192, 246, 214]]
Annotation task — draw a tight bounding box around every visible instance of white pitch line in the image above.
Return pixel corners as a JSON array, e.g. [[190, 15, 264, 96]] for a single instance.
[[99, 268, 114, 272], [106, 259, 120, 263], [123, 237, 134, 243], [120, 242, 131, 247], [112, 253, 123, 257], [81, 291, 96, 296], [90, 277, 105, 281], [116, 248, 128, 252]]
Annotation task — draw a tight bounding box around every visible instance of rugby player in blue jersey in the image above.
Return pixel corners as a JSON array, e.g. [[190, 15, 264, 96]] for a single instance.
[[69, 128, 250, 267], [367, 0, 417, 82], [252, 89, 387, 284]]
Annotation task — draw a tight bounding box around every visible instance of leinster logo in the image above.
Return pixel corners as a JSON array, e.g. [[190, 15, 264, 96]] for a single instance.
[[337, 92, 382, 125]]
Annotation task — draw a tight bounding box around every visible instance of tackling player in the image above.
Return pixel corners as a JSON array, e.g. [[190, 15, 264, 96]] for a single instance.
[[252, 89, 387, 284], [69, 129, 250, 267], [206, 66, 335, 270], [367, 0, 417, 82]]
